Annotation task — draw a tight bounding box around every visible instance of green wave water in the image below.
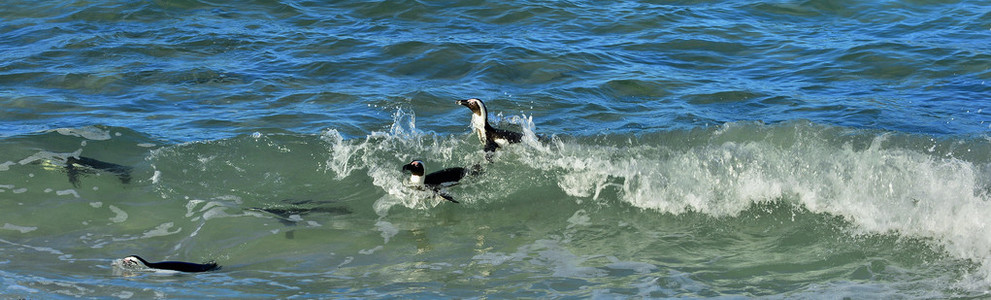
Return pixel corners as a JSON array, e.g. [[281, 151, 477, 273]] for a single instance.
[[2, 113, 991, 297]]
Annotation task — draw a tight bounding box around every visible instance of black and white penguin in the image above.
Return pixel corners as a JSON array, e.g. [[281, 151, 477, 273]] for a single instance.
[[456, 98, 523, 152], [402, 160, 480, 203], [119, 255, 220, 273]]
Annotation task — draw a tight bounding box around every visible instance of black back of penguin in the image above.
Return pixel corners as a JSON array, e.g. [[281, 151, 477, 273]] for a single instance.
[[403, 160, 468, 186], [402, 160, 486, 203], [123, 255, 220, 272]]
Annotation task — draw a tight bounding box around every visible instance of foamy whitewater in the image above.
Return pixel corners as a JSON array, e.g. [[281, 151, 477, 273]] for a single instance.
[[2, 0, 990, 298]]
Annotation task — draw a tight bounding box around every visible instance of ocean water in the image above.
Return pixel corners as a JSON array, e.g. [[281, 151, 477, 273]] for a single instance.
[[2, 0, 990, 298]]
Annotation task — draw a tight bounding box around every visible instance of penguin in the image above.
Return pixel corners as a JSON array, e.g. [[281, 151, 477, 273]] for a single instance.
[[402, 160, 481, 203], [65, 156, 132, 188], [248, 199, 353, 227], [119, 255, 220, 273], [36, 155, 132, 188], [456, 98, 523, 152]]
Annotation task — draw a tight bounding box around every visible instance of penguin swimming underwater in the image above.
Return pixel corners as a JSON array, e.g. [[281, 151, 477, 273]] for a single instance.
[[117, 255, 219, 273], [248, 199, 353, 227], [402, 160, 481, 203], [65, 156, 132, 188], [36, 155, 132, 188], [456, 98, 523, 152]]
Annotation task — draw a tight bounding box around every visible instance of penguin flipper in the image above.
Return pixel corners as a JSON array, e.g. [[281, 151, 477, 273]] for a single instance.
[[484, 141, 498, 152], [434, 190, 460, 203], [66, 163, 81, 188]]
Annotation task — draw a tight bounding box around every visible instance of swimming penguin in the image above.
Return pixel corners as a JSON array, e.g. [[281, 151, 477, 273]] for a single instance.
[[456, 98, 523, 152], [402, 160, 481, 203], [65, 156, 132, 187], [248, 199, 353, 227], [118, 255, 219, 273], [35, 154, 132, 188]]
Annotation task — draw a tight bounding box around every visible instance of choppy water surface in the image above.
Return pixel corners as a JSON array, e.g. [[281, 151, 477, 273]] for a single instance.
[[2, 0, 991, 298]]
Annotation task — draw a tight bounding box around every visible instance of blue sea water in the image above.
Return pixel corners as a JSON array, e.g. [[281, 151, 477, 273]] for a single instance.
[[2, 0, 991, 298]]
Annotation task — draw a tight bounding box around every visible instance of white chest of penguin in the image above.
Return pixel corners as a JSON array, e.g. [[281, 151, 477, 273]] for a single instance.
[[470, 114, 487, 142], [409, 174, 423, 185]]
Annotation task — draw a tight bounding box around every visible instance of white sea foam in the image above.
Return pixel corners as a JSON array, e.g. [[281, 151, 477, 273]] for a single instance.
[[322, 110, 991, 287], [18, 150, 81, 165], [2, 223, 37, 233], [108, 205, 128, 223], [150, 170, 161, 184], [321, 129, 359, 179], [56, 189, 80, 198], [473, 237, 607, 278], [0, 238, 66, 257], [54, 126, 112, 141], [202, 205, 232, 220], [509, 122, 991, 285], [375, 220, 399, 243], [141, 222, 181, 238], [359, 245, 383, 255]]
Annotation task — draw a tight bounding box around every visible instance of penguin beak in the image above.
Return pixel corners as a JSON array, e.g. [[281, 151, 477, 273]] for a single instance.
[[456, 99, 469, 107], [402, 164, 412, 172], [122, 256, 144, 267]]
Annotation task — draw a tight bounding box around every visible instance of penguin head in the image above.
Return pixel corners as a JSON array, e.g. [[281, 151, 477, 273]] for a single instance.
[[121, 255, 148, 268], [402, 160, 425, 176], [456, 98, 487, 118]]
